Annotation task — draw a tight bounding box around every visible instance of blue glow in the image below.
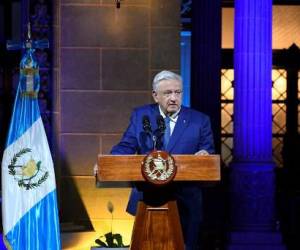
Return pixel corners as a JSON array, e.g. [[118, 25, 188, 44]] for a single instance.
[[0, 234, 6, 250], [233, 0, 273, 161], [180, 31, 191, 107]]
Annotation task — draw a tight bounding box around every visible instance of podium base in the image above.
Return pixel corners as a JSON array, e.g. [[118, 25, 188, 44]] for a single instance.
[[130, 201, 184, 250]]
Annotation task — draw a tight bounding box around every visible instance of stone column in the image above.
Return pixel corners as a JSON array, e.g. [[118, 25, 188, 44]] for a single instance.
[[228, 0, 285, 248]]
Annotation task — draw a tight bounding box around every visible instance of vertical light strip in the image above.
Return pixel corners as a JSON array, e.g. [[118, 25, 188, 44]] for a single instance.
[[180, 31, 191, 107]]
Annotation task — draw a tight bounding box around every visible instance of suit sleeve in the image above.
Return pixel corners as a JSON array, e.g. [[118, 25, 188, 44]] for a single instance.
[[198, 116, 215, 154], [111, 110, 139, 155]]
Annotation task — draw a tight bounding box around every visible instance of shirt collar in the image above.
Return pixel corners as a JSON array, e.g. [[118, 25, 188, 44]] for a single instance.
[[158, 105, 181, 122]]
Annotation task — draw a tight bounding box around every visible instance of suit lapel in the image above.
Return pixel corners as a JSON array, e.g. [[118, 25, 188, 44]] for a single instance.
[[167, 107, 190, 152]]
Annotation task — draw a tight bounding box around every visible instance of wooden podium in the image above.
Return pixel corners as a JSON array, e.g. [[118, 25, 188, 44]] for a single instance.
[[97, 154, 220, 250]]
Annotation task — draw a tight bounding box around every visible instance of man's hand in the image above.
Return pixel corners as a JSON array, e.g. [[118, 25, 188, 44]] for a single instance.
[[195, 150, 209, 156]]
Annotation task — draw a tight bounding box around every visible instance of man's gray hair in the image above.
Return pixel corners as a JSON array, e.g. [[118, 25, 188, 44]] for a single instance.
[[152, 70, 182, 91]]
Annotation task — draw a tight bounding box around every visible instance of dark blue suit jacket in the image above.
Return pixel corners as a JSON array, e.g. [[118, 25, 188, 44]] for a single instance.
[[111, 104, 214, 153], [111, 104, 214, 248]]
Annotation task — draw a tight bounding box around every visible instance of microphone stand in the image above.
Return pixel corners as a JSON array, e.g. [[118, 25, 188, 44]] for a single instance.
[[142, 115, 166, 151], [152, 134, 158, 150]]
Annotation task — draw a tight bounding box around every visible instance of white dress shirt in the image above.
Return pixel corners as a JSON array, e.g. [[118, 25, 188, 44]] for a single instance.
[[158, 106, 180, 136]]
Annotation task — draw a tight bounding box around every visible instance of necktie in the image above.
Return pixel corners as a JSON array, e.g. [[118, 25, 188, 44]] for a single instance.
[[164, 116, 171, 149]]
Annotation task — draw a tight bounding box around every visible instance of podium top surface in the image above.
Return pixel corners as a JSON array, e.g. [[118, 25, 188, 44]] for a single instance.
[[97, 154, 220, 182]]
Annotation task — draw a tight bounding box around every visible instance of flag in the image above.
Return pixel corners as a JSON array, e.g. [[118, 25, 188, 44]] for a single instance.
[[1, 42, 61, 249]]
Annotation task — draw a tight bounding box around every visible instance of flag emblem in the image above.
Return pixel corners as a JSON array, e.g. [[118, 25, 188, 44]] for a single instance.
[[8, 147, 49, 190]]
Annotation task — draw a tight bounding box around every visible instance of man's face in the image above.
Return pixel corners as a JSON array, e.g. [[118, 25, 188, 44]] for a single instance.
[[152, 79, 183, 115]]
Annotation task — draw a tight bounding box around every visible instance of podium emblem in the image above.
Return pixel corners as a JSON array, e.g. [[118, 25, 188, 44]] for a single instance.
[[141, 151, 177, 185]]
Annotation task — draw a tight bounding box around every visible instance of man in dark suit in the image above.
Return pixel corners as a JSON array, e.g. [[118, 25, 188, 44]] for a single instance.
[[111, 70, 215, 250]]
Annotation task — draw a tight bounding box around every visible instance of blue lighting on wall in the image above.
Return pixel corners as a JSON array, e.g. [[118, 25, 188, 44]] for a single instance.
[[180, 31, 191, 107]]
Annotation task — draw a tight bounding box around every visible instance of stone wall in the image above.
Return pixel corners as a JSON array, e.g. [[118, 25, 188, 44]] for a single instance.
[[53, 0, 180, 248]]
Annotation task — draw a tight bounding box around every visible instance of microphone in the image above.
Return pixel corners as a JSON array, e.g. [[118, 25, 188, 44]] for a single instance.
[[143, 115, 160, 150], [156, 115, 166, 134], [154, 115, 166, 150], [142, 115, 152, 134]]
